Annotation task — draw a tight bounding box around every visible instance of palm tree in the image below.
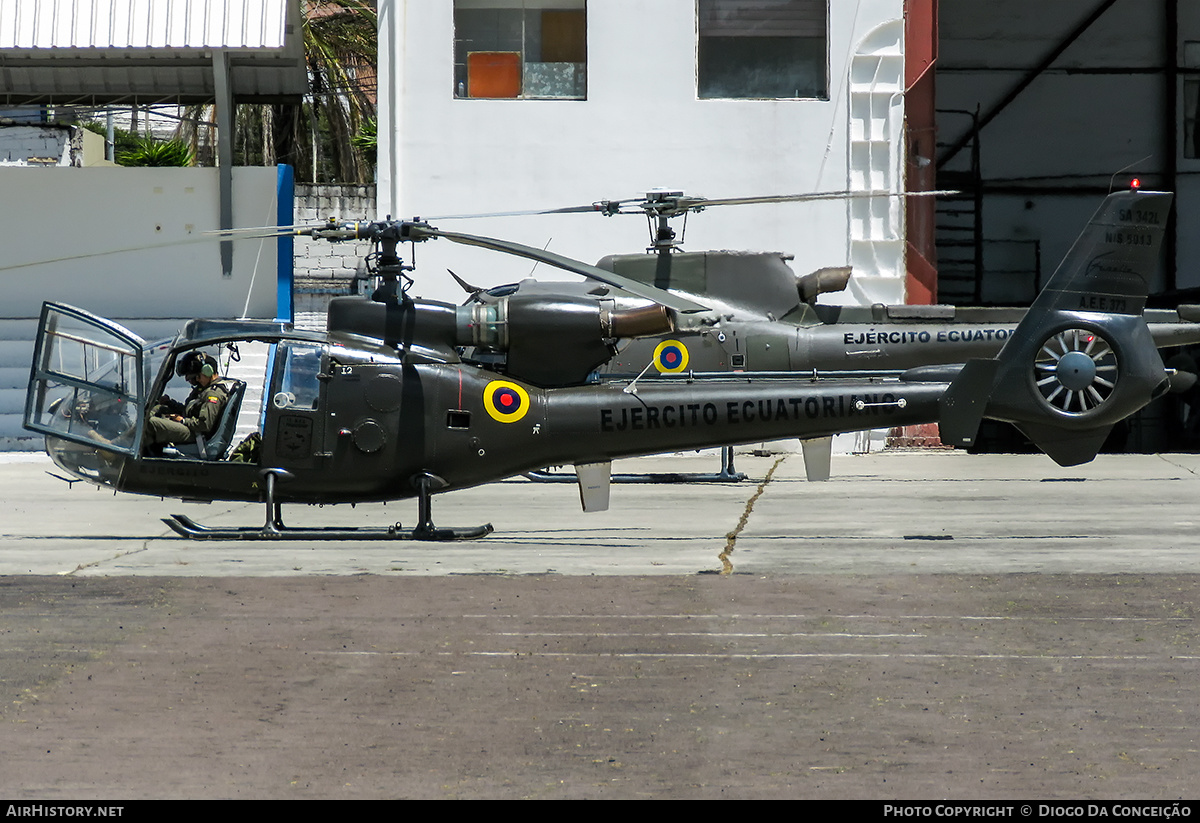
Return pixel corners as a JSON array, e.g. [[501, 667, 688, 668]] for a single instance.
[[286, 0, 378, 182], [178, 0, 378, 183]]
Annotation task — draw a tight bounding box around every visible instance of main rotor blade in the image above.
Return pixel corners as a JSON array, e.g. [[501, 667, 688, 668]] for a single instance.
[[413, 227, 710, 314], [0, 229, 290, 274], [693, 189, 961, 209], [420, 203, 621, 221], [422, 189, 958, 221], [203, 224, 325, 237], [0, 221, 332, 274]]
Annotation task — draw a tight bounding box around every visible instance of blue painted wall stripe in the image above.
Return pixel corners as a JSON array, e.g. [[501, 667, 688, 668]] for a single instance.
[[276, 164, 295, 322]]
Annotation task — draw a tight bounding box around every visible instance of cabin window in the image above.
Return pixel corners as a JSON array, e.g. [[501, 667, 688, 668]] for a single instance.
[[697, 0, 828, 100], [453, 0, 587, 99], [274, 343, 324, 411]]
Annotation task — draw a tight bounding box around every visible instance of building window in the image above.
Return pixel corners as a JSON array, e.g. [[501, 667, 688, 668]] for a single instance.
[[1187, 78, 1200, 160], [697, 0, 828, 100], [1185, 44, 1200, 160], [454, 0, 587, 100]]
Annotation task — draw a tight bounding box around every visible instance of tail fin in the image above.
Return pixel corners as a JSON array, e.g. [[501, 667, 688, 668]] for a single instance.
[[940, 188, 1173, 466]]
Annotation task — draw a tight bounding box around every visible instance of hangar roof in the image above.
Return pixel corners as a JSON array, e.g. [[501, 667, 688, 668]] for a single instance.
[[0, 0, 308, 104]]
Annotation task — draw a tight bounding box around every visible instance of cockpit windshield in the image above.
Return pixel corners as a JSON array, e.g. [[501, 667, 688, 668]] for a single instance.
[[25, 304, 146, 457]]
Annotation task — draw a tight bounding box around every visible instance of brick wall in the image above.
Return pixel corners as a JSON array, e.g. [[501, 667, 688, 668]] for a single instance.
[[292, 184, 377, 326], [293, 183, 376, 282], [0, 124, 72, 166]]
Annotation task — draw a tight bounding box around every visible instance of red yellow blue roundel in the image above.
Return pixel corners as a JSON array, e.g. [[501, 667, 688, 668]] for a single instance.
[[484, 380, 530, 423], [653, 339, 689, 373]]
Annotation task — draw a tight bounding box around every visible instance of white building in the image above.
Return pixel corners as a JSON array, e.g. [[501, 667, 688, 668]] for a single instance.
[[377, 0, 922, 307]]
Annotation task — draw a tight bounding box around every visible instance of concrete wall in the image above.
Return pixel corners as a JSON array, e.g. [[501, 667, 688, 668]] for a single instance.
[[0, 165, 283, 448], [1, 122, 117, 167], [378, 0, 909, 307], [0, 166, 281, 323], [292, 183, 375, 281]]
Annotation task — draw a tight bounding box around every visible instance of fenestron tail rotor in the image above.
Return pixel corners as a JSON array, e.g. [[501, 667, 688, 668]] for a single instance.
[[1034, 328, 1119, 415]]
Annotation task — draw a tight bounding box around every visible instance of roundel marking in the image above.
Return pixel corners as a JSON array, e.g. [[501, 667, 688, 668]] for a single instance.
[[484, 380, 530, 423], [653, 339, 690, 373]]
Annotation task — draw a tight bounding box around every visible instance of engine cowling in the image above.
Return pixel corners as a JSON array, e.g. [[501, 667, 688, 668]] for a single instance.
[[460, 294, 672, 386], [327, 294, 672, 387]]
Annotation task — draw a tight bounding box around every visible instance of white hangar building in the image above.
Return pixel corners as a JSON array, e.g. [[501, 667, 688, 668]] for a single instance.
[[377, 0, 1200, 312], [376, 0, 936, 308]]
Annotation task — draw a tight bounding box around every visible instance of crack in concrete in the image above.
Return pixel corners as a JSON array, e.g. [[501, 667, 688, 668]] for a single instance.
[[1156, 453, 1200, 475], [717, 455, 785, 575], [67, 543, 151, 575]]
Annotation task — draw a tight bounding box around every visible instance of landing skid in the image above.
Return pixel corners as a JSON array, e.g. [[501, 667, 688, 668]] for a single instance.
[[525, 445, 748, 484], [161, 513, 493, 541], [163, 469, 494, 542]]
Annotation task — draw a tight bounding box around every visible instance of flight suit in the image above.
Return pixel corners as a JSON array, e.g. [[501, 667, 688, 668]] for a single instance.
[[145, 377, 235, 446]]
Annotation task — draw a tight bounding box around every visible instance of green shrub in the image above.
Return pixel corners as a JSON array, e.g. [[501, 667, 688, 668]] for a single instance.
[[117, 137, 195, 167]]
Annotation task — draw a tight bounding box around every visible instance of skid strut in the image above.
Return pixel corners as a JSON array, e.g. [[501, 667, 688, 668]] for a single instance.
[[163, 469, 493, 541]]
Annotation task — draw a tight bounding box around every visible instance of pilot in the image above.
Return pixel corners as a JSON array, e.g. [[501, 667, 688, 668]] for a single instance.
[[145, 351, 234, 450]]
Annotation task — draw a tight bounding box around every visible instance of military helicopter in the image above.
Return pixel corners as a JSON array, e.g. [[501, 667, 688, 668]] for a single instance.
[[436, 186, 1200, 373], [434, 186, 1200, 480], [23, 187, 1177, 540]]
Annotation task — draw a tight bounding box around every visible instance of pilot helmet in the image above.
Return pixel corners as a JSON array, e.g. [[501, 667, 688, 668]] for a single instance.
[[176, 351, 218, 379]]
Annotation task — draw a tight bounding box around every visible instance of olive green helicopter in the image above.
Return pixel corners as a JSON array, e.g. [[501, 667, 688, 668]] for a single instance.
[[431, 186, 1200, 481], [23, 186, 1184, 540]]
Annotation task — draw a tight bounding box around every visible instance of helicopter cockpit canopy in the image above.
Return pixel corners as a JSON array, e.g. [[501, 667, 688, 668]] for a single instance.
[[25, 302, 340, 490], [25, 303, 148, 462]]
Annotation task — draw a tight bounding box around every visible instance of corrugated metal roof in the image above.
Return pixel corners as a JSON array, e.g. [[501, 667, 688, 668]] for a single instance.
[[0, 0, 308, 103], [0, 0, 290, 50]]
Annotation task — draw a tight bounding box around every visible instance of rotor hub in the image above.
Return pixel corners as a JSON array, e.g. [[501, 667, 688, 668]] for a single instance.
[[1055, 350, 1097, 391]]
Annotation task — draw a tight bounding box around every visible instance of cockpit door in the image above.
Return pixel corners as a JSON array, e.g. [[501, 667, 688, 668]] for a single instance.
[[24, 302, 147, 457], [261, 340, 327, 468]]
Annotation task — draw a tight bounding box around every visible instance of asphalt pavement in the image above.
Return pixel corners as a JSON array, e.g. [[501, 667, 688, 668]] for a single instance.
[[1, 449, 1199, 799]]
